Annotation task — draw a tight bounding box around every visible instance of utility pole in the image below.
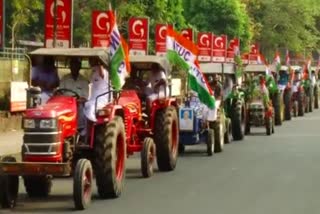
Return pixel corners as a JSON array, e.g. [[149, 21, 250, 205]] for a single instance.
[[53, 0, 57, 48]]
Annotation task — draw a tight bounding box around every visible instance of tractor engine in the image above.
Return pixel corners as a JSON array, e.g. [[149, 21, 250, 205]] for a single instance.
[[22, 96, 77, 163], [248, 102, 265, 126]]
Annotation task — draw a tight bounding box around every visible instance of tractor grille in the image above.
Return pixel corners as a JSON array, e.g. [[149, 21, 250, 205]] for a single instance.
[[23, 132, 61, 156]]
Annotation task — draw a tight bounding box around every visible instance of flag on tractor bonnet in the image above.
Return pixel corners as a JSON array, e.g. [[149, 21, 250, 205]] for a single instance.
[[108, 10, 131, 90], [166, 26, 215, 109]]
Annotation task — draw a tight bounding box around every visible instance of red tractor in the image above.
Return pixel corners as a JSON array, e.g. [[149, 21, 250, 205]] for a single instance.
[[0, 49, 179, 211]]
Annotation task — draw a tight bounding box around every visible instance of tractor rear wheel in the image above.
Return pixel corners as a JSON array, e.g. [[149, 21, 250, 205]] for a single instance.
[[298, 92, 304, 116], [23, 175, 52, 198], [293, 101, 298, 117], [224, 118, 232, 144], [266, 117, 272, 136], [231, 104, 245, 140], [206, 129, 214, 156], [73, 159, 93, 210], [273, 93, 282, 125], [141, 137, 156, 178], [305, 96, 310, 113], [314, 86, 319, 109], [154, 107, 179, 171], [94, 116, 126, 199], [0, 156, 19, 209], [309, 87, 314, 112], [284, 90, 292, 120]]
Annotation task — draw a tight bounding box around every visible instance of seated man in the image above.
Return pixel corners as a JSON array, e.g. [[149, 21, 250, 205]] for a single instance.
[[31, 56, 60, 104], [60, 57, 89, 131], [144, 63, 169, 107]]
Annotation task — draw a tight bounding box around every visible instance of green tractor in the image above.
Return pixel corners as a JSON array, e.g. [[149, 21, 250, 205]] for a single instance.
[[244, 64, 284, 126], [201, 63, 246, 141]]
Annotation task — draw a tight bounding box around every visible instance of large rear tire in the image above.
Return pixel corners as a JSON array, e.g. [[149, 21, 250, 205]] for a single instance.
[[298, 92, 304, 116], [0, 156, 19, 209], [266, 117, 272, 136], [231, 103, 245, 140], [273, 92, 282, 125], [73, 159, 93, 210], [314, 86, 319, 109], [284, 90, 292, 120], [94, 116, 126, 199], [23, 175, 52, 198], [154, 107, 179, 171], [309, 86, 314, 112]]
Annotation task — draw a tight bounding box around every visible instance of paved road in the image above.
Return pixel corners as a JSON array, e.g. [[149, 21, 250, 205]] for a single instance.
[[2, 110, 320, 214]]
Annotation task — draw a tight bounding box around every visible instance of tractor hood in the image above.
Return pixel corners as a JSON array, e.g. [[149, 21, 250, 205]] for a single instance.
[[25, 96, 77, 118]]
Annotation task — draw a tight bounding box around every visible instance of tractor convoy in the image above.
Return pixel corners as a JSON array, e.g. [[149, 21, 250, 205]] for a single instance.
[[0, 49, 319, 210]]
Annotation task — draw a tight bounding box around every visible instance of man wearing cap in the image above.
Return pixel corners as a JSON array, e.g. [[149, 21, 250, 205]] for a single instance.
[[60, 57, 89, 134]]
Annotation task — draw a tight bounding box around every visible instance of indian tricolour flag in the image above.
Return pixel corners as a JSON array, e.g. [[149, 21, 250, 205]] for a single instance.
[[166, 27, 215, 109], [108, 10, 130, 90], [273, 51, 281, 72]]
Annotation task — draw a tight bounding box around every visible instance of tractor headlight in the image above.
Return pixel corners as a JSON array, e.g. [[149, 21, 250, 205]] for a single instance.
[[24, 119, 35, 129], [40, 119, 57, 129]]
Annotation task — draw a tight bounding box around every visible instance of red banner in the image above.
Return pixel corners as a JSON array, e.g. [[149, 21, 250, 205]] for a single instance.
[[249, 43, 260, 64], [181, 28, 193, 42], [212, 35, 227, 62], [128, 17, 149, 55], [226, 38, 240, 63], [0, 0, 3, 47], [45, 0, 72, 48], [91, 11, 111, 47], [197, 32, 212, 62], [155, 24, 172, 56]]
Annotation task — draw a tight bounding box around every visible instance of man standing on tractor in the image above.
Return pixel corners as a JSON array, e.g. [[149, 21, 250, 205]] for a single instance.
[[31, 56, 60, 104], [60, 57, 89, 133], [84, 58, 112, 122], [208, 74, 223, 99]]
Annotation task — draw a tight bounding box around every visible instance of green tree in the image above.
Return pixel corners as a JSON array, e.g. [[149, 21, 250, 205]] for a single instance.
[[7, 0, 43, 48], [183, 0, 252, 50]]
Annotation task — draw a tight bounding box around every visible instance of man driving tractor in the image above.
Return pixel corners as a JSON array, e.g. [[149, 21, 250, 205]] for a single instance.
[[60, 57, 89, 134]]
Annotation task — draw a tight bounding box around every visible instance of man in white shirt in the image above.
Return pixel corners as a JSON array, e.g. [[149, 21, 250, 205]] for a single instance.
[[202, 97, 221, 128], [84, 57, 112, 122], [60, 57, 89, 131], [60, 57, 89, 100], [145, 63, 169, 106]]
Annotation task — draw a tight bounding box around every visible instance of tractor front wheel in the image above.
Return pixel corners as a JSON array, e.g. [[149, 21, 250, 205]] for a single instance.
[[154, 107, 179, 171], [0, 156, 19, 209], [94, 116, 126, 199], [141, 137, 156, 178], [213, 121, 224, 153], [73, 159, 93, 210], [23, 175, 52, 198], [206, 129, 214, 156]]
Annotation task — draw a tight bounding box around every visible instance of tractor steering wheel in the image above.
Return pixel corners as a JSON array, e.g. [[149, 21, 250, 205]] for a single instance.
[[54, 88, 80, 99]]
